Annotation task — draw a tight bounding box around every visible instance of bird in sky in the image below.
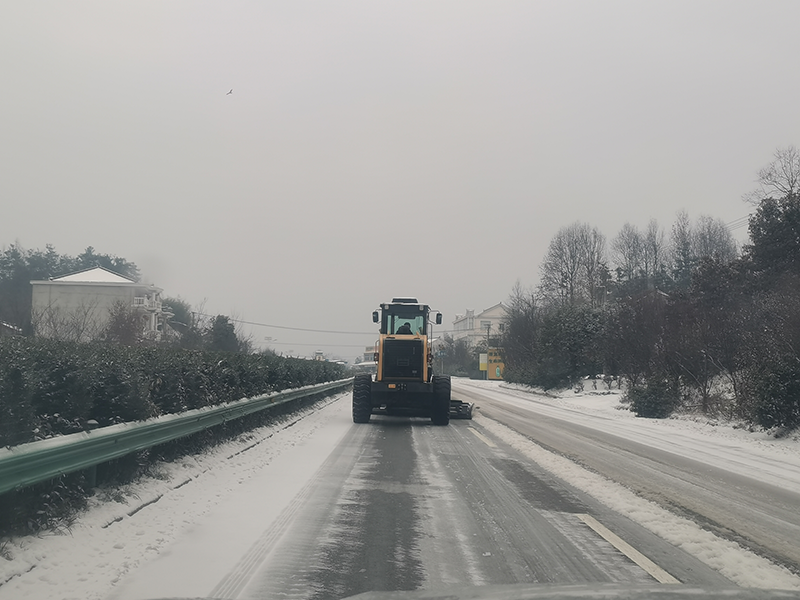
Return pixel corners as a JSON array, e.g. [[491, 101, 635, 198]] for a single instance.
[[226, 89, 233, 95]]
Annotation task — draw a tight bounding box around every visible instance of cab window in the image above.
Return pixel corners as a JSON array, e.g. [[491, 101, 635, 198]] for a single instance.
[[389, 315, 425, 335]]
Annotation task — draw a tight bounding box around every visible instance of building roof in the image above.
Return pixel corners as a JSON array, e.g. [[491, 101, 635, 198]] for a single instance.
[[31, 266, 161, 292], [52, 266, 136, 283], [454, 303, 507, 322], [476, 302, 507, 317]]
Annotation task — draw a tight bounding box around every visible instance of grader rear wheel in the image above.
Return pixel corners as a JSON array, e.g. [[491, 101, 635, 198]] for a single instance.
[[352, 374, 372, 423], [431, 375, 451, 426]]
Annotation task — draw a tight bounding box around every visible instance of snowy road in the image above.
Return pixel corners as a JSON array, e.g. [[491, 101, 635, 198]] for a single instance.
[[457, 380, 800, 574], [231, 405, 731, 600], [104, 385, 799, 599], [3, 384, 800, 600]]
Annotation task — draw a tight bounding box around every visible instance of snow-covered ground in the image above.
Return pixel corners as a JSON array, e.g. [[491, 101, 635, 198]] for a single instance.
[[1, 383, 800, 599], [0, 394, 355, 600], [460, 379, 800, 494], [458, 379, 800, 590]]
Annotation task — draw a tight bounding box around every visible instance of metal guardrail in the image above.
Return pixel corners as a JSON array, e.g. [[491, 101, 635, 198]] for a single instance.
[[0, 378, 352, 495]]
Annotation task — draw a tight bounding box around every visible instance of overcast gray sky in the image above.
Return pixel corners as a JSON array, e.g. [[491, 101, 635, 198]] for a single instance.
[[2, 1, 799, 360]]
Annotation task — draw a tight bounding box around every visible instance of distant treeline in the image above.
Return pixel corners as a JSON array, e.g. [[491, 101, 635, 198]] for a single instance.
[[0, 243, 258, 352], [0, 244, 139, 334], [501, 147, 800, 429]]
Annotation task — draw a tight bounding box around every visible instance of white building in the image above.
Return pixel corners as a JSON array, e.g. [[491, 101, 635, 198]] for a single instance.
[[352, 345, 378, 375], [451, 302, 507, 346], [30, 266, 166, 342]]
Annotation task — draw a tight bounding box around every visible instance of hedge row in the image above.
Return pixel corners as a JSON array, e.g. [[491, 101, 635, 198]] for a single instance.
[[0, 337, 347, 448], [0, 387, 338, 536]]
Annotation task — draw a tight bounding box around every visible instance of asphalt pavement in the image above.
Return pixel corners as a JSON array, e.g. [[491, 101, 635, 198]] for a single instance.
[[461, 383, 800, 575], [232, 388, 732, 600]]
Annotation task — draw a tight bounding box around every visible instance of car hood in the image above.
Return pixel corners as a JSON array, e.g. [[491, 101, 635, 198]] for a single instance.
[[343, 583, 800, 600], [150, 583, 800, 600]]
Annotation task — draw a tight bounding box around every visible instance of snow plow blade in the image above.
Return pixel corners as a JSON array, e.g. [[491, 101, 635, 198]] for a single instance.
[[450, 400, 474, 419]]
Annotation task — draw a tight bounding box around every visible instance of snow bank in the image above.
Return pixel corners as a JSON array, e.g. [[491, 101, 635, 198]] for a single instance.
[[0, 394, 351, 600]]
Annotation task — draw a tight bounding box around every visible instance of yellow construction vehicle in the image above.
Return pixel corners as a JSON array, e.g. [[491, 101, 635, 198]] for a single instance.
[[352, 298, 451, 425]]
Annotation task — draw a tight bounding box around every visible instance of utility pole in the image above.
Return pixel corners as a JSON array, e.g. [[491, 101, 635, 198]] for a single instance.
[[485, 323, 491, 380]]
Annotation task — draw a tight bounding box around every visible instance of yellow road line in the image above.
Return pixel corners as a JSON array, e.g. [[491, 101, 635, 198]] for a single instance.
[[578, 514, 680, 584], [468, 427, 497, 448]]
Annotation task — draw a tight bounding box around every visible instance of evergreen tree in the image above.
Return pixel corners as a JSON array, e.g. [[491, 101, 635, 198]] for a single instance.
[[205, 315, 240, 353], [745, 193, 800, 278]]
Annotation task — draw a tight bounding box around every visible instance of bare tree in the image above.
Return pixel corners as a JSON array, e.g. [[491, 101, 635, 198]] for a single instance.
[[670, 211, 737, 286], [694, 215, 738, 262], [671, 210, 694, 285], [610, 223, 643, 282], [743, 145, 800, 204], [642, 219, 667, 281], [230, 310, 255, 353], [539, 222, 605, 306], [31, 298, 104, 342], [539, 223, 584, 305], [578, 225, 607, 307], [502, 282, 540, 375]]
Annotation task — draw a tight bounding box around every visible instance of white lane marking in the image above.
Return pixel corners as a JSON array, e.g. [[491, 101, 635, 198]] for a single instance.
[[468, 427, 497, 448], [577, 514, 680, 584]]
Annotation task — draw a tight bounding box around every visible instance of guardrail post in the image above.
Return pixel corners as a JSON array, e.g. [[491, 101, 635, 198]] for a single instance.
[[85, 465, 97, 488]]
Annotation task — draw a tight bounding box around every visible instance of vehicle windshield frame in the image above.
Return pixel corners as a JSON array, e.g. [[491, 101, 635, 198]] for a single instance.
[[380, 304, 429, 335]]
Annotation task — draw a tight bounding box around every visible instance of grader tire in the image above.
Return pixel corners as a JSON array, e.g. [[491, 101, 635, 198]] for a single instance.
[[352, 374, 373, 423], [431, 375, 451, 426]]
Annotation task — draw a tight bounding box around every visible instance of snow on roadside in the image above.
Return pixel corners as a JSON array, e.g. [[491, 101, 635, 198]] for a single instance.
[[0, 393, 351, 600], [459, 379, 800, 494], [461, 379, 800, 590], [476, 412, 800, 590]]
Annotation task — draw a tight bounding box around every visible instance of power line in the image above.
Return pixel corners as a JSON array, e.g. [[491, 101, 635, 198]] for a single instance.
[[196, 313, 376, 335], [197, 312, 463, 336], [725, 214, 751, 232], [268, 341, 373, 348]]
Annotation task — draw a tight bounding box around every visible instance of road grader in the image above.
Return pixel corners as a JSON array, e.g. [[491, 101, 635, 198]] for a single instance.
[[352, 298, 473, 425]]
